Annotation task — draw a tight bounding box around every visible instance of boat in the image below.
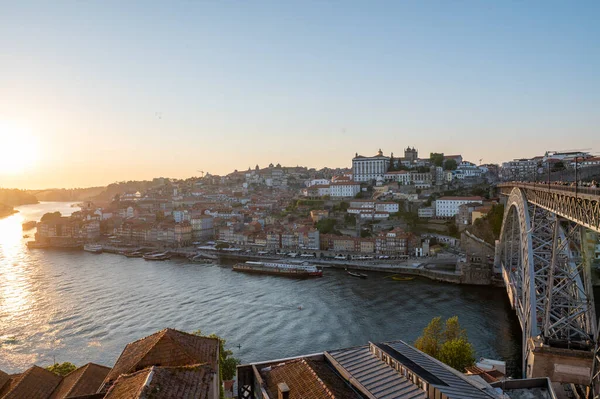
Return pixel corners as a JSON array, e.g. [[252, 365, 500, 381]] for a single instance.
[[26, 241, 49, 249], [143, 251, 171, 261], [189, 254, 214, 264], [22, 221, 37, 231], [347, 271, 368, 279], [195, 250, 219, 260], [84, 244, 103, 254], [233, 261, 323, 277], [124, 251, 144, 258], [392, 276, 415, 281]]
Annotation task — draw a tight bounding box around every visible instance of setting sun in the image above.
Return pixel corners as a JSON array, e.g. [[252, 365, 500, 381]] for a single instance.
[[0, 121, 38, 175]]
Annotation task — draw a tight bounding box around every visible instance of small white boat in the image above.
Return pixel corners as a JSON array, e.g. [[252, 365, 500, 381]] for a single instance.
[[144, 251, 171, 261], [84, 244, 103, 254]]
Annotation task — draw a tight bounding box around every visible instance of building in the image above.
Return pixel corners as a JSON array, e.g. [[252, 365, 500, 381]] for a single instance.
[[191, 215, 215, 241], [329, 181, 361, 198], [384, 170, 411, 184], [456, 202, 485, 229], [375, 227, 417, 255], [352, 149, 390, 182], [404, 146, 418, 163], [501, 158, 538, 181], [238, 338, 551, 399], [418, 207, 435, 218], [436, 196, 484, 218], [310, 209, 329, 223]]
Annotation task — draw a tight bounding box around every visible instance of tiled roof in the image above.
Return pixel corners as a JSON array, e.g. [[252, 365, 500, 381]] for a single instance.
[[261, 358, 361, 399], [104, 364, 215, 399], [103, 329, 219, 386], [0, 373, 20, 398], [0, 371, 9, 395], [1, 366, 62, 399], [49, 363, 110, 399]]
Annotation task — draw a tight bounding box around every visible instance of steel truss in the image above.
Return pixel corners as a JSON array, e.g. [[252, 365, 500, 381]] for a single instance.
[[499, 187, 596, 379]]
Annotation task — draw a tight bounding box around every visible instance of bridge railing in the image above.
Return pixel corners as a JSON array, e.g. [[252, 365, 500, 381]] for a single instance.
[[498, 182, 600, 197]]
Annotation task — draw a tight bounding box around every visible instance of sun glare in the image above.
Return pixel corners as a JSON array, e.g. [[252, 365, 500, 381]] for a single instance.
[[0, 121, 38, 175]]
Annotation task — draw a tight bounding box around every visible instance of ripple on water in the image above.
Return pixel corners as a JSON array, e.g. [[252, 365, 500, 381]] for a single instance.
[[1, 214, 522, 374]]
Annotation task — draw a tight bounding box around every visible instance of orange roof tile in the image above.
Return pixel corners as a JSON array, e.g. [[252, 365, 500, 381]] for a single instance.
[[104, 364, 215, 399], [49, 363, 110, 399], [2, 366, 62, 399], [261, 358, 361, 399], [102, 329, 219, 388]]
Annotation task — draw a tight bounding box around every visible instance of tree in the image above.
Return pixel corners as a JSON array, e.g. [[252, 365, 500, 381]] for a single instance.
[[316, 218, 338, 234], [46, 362, 77, 376], [430, 153, 444, 168], [388, 154, 396, 171], [415, 316, 475, 372], [41, 211, 62, 222], [438, 339, 475, 372], [444, 159, 458, 171], [344, 214, 356, 226]]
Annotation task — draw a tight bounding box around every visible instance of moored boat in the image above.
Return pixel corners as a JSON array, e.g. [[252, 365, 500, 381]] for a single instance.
[[233, 261, 323, 277], [143, 251, 171, 261], [84, 244, 103, 254], [392, 276, 414, 281], [347, 271, 368, 279], [124, 251, 144, 258]]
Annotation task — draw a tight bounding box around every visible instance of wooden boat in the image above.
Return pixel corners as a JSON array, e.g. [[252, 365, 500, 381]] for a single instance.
[[392, 276, 415, 281], [124, 251, 144, 258], [84, 244, 103, 254], [143, 251, 171, 261], [347, 271, 368, 279]]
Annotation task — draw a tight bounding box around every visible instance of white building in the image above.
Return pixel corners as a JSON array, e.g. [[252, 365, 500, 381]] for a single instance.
[[330, 182, 361, 198], [173, 210, 191, 223], [418, 207, 435, 218], [375, 202, 399, 213], [435, 196, 484, 218], [309, 178, 330, 186], [352, 149, 390, 182], [384, 170, 411, 185], [501, 158, 538, 181]]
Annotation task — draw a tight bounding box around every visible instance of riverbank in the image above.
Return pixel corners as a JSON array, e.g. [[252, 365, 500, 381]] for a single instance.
[[0, 206, 18, 219]]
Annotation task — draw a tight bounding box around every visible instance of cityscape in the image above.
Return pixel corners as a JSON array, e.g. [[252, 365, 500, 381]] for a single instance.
[[1, 2, 600, 399]]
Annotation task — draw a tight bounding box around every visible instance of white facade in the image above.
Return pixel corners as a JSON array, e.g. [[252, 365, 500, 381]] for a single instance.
[[418, 207, 435, 218], [435, 197, 483, 218], [330, 182, 361, 198], [309, 178, 330, 186], [375, 202, 399, 213], [352, 150, 390, 182], [384, 171, 411, 185]]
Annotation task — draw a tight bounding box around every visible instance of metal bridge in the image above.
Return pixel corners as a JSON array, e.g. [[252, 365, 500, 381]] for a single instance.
[[497, 182, 600, 391]]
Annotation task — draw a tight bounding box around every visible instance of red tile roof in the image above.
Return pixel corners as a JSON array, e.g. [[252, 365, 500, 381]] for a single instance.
[[261, 358, 361, 399], [49, 363, 110, 399], [1, 366, 62, 399], [102, 329, 219, 387], [104, 364, 215, 399]]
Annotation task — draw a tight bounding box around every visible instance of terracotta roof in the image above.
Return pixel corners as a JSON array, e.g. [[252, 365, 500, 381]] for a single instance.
[[1, 366, 62, 399], [49, 363, 110, 399], [0, 371, 9, 395], [102, 329, 219, 387], [104, 364, 215, 399], [261, 358, 361, 399]]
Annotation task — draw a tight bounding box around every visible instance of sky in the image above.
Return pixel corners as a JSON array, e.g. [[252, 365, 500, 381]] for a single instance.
[[0, 1, 599, 189]]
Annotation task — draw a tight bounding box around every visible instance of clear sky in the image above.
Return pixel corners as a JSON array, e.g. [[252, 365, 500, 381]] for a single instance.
[[1, 1, 598, 189]]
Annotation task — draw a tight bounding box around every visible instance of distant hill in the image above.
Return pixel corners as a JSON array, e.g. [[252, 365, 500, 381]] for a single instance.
[[0, 189, 39, 206], [26, 187, 106, 202]]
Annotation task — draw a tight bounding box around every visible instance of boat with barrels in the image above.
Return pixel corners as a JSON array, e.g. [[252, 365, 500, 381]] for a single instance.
[[233, 261, 323, 277]]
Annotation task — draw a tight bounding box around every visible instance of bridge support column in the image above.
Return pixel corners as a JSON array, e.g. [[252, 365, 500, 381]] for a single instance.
[[527, 336, 593, 385]]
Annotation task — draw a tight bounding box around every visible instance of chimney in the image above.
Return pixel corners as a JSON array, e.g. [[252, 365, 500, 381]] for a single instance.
[[277, 382, 290, 399]]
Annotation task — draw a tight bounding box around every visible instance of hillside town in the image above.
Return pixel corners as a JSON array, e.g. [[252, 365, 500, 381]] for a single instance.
[[24, 147, 600, 273]]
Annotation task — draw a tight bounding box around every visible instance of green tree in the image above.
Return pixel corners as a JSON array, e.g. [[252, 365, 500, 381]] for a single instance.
[[487, 204, 505, 239], [344, 214, 356, 226], [430, 153, 445, 167], [438, 339, 475, 372], [414, 316, 443, 358], [46, 362, 77, 376], [415, 316, 475, 372], [316, 218, 338, 235], [444, 159, 458, 171]]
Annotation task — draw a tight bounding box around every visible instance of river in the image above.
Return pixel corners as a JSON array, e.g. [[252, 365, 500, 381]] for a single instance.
[[0, 202, 522, 375]]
